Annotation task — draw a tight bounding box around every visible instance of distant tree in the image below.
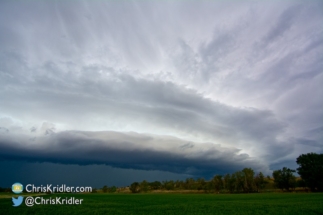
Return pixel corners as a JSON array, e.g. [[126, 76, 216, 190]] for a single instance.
[[203, 181, 213, 193], [235, 171, 245, 192], [242, 168, 255, 193], [149, 181, 162, 190], [91, 188, 98, 193], [254, 172, 267, 192], [212, 175, 223, 192], [174, 180, 184, 190], [130, 182, 140, 193], [102, 185, 108, 193], [140, 180, 150, 192], [272, 167, 296, 191], [163, 180, 175, 190], [296, 153, 323, 191], [108, 186, 117, 193], [196, 178, 206, 191], [184, 178, 195, 190], [224, 174, 235, 193]]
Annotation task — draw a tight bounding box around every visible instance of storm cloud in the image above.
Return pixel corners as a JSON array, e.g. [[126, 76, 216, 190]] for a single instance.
[[0, 0, 322, 186], [0, 130, 268, 177]]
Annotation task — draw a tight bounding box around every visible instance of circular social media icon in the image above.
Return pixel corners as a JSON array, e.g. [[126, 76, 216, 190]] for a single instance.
[[12, 183, 23, 194]]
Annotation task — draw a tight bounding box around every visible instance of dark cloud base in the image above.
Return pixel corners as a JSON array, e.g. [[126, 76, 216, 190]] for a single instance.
[[0, 160, 190, 188], [0, 130, 267, 178]]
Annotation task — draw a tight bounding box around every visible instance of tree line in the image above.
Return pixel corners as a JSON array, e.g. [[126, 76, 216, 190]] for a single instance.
[[129, 168, 269, 193], [128, 152, 323, 193]]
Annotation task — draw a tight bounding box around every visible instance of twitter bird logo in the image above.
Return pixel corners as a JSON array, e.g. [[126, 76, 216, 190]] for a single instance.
[[12, 196, 24, 207]]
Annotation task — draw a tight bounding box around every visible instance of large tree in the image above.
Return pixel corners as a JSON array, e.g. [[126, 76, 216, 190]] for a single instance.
[[296, 153, 323, 191], [272, 167, 296, 191]]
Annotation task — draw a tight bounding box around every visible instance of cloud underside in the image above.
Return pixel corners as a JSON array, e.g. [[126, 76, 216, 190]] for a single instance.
[[0, 130, 268, 177]]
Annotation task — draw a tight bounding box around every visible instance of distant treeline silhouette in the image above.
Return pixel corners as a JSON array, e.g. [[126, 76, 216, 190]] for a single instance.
[[126, 152, 322, 193]]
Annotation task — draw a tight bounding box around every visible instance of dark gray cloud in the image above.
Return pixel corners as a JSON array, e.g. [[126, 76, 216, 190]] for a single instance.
[[0, 160, 190, 188], [0, 130, 268, 178]]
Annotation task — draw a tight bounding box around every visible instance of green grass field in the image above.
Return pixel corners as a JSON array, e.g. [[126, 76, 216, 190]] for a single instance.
[[1, 193, 322, 215]]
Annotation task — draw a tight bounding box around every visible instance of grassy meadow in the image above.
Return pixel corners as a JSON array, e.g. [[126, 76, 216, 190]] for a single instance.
[[1, 192, 323, 215]]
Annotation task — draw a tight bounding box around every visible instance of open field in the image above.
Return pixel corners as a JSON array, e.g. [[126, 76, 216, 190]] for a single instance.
[[0, 193, 47, 199], [1, 193, 323, 215]]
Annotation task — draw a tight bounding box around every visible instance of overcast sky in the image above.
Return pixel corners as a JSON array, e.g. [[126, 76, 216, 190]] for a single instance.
[[0, 0, 322, 187]]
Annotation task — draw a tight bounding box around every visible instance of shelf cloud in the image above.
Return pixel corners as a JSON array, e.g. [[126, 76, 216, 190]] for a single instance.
[[0, 130, 269, 177]]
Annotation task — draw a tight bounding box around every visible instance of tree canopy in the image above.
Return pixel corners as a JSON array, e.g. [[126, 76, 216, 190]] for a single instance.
[[296, 153, 323, 191], [272, 167, 296, 191]]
